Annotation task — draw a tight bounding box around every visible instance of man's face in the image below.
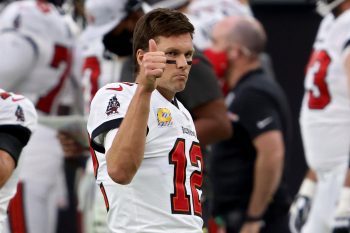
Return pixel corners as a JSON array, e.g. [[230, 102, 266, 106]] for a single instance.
[[155, 33, 194, 95], [211, 24, 230, 54]]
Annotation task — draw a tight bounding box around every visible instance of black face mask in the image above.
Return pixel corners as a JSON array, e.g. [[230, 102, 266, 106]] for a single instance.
[[102, 29, 133, 57]]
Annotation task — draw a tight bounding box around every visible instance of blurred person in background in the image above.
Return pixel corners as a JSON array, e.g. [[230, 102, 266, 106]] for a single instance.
[[147, 0, 253, 50], [209, 16, 292, 233], [78, 0, 149, 114], [289, 169, 317, 233], [290, 169, 350, 233], [0, 89, 37, 233], [296, 0, 350, 232], [0, 0, 75, 232]]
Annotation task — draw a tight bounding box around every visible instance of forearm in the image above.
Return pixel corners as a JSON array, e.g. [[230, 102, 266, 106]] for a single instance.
[[106, 86, 152, 184], [247, 151, 283, 217], [0, 150, 15, 187], [195, 118, 230, 146], [192, 99, 232, 147]]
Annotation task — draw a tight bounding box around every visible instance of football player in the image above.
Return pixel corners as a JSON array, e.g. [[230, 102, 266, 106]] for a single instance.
[[298, 0, 350, 232], [0, 1, 75, 232], [74, 0, 231, 232], [87, 8, 203, 232], [0, 89, 37, 233]]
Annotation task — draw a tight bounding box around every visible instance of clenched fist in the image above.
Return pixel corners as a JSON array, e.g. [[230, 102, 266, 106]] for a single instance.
[[139, 39, 166, 92]]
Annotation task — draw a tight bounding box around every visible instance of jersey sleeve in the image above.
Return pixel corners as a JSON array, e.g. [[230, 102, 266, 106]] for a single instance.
[[0, 90, 37, 132], [0, 32, 37, 90], [232, 89, 282, 140], [0, 90, 37, 165], [176, 49, 222, 111], [87, 82, 134, 153]]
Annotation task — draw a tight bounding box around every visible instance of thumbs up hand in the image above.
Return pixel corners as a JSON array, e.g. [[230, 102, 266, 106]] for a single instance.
[[139, 39, 166, 92]]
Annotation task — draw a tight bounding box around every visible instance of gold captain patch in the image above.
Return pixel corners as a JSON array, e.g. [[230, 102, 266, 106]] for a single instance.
[[157, 108, 173, 127]]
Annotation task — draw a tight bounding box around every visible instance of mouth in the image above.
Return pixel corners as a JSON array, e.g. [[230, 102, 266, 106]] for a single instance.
[[173, 74, 187, 81]]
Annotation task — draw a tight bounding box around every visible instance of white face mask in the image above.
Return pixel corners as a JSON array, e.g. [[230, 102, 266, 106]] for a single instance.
[[316, 0, 345, 17]]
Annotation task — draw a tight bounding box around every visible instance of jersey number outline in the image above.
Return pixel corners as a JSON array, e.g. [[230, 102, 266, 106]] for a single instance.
[[306, 50, 332, 109], [36, 45, 71, 113], [169, 138, 203, 217]]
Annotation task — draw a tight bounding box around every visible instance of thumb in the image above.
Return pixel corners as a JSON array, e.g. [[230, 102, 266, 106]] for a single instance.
[[148, 39, 158, 52]]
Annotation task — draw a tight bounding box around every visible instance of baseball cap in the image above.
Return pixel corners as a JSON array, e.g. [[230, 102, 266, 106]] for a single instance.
[[83, 0, 128, 40]]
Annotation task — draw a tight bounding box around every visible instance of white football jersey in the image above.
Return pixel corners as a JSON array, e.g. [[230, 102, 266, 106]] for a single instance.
[[0, 0, 74, 115], [300, 10, 350, 125], [187, 0, 253, 50], [76, 33, 128, 115], [0, 89, 37, 233], [87, 83, 203, 233]]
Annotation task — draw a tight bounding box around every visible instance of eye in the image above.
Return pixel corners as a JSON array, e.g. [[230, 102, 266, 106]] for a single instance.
[[185, 52, 193, 59], [166, 51, 177, 57]]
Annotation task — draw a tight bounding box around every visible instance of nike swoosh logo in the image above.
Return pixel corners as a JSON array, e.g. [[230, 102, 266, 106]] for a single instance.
[[12, 97, 25, 102], [106, 85, 123, 91], [256, 116, 273, 129]]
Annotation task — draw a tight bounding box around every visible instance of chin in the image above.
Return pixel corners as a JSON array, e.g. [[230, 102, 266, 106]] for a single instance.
[[175, 84, 186, 93]]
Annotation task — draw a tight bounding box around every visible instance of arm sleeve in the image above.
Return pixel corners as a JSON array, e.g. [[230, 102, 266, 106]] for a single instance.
[[0, 32, 37, 90], [234, 89, 282, 140], [176, 49, 223, 111], [0, 125, 32, 165]]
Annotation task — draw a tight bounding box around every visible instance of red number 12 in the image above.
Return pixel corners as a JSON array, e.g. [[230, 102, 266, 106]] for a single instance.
[[169, 138, 203, 217]]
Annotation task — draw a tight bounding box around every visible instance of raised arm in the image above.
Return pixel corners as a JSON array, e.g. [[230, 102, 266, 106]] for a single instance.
[[106, 39, 166, 184]]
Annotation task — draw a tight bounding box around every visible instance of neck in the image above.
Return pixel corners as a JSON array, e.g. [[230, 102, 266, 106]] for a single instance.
[[155, 86, 175, 102], [227, 59, 261, 89]]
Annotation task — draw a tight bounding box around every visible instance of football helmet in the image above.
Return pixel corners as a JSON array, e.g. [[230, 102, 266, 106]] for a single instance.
[[316, 0, 346, 16]]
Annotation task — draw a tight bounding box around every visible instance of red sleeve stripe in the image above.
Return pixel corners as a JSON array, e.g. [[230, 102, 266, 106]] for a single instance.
[[88, 134, 99, 179], [99, 183, 110, 212]]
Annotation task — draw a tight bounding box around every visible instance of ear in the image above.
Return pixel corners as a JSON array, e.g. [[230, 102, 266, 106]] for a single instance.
[[227, 47, 239, 60], [233, 49, 240, 59], [136, 49, 144, 67]]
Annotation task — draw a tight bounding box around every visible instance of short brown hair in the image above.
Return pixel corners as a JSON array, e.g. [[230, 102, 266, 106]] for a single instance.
[[132, 8, 194, 74]]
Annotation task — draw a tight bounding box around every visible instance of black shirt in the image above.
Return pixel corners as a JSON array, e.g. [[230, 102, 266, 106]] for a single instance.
[[210, 68, 292, 216]]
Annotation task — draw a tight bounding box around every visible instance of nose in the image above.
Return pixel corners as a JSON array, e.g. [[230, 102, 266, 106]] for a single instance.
[[176, 55, 188, 69]]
